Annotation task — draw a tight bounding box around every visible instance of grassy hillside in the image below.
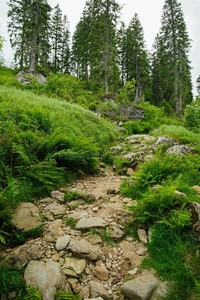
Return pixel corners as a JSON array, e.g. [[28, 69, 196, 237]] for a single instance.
[[0, 86, 118, 245]]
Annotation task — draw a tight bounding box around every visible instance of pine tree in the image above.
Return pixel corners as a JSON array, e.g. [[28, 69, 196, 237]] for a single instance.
[[60, 15, 70, 74], [72, 0, 121, 93], [123, 13, 151, 104], [196, 76, 200, 95], [152, 0, 192, 113], [8, 0, 51, 71]]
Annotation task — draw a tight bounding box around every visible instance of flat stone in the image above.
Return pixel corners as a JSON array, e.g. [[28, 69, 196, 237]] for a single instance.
[[121, 273, 158, 300], [24, 259, 70, 300], [89, 281, 109, 299], [68, 239, 103, 261], [44, 219, 64, 242], [44, 203, 66, 216], [6, 239, 45, 267], [62, 257, 86, 277], [93, 264, 109, 281], [56, 235, 71, 251], [51, 191, 65, 202], [11, 202, 42, 231], [39, 198, 53, 203], [67, 200, 86, 208], [106, 222, 125, 240], [68, 211, 88, 220], [75, 217, 107, 230]]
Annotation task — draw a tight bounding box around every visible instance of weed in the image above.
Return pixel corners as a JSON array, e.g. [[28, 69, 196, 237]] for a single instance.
[[64, 191, 81, 202], [55, 290, 82, 300], [66, 218, 78, 228], [100, 229, 115, 246]]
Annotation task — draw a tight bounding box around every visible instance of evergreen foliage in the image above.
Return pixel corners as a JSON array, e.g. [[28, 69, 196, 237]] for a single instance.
[[151, 0, 192, 113]]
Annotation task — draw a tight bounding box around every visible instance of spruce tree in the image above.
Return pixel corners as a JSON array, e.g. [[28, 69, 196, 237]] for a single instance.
[[8, 0, 51, 71], [72, 0, 121, 93], [124, 13, 151, 103], [152, 0, 192, 113]]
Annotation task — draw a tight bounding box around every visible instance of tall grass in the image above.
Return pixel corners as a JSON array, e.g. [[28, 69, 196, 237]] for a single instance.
[[0, 86, 118, 245]]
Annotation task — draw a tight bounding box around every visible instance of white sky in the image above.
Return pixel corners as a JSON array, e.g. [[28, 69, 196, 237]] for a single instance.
[[0, 0, 199, 95]]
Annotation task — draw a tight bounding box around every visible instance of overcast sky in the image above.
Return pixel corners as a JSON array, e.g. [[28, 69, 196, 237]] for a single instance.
[[0, 0, 199, 95]]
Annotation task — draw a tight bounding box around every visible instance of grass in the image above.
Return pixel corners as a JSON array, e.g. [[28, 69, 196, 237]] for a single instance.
[[0, 86, 118, 246]]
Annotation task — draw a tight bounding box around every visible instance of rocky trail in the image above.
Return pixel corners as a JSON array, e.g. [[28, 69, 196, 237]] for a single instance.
[[1, 134, 199, 300]]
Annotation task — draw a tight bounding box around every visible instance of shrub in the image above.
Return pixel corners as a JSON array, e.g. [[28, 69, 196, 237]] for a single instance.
[[185, 104, 200, 131]]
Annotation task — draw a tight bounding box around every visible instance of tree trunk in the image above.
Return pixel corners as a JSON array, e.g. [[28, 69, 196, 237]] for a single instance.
[[29, 0, 40, 72]]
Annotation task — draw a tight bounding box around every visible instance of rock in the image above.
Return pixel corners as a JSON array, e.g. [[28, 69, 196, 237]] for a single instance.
[[16, 70, 47, 85], [68, 239, 103, 261], [67, 278, 81, 294], [44, 203, 66, 218], [128, 268, 138, 276], [187, 201, 200, 238], [138, 229, 148, 244], [11, 202, 42, 231], [93, 263, 109, 281], [110, 146, 122, 154], [119, 241, 143, 268], [135, 243, 147, 256], [44, 219, 64, 242], [6, 239, 45, 267], [121, 273, 158, 300], [52, 253, 60, 262], [191, 185, 200, 194], [122, 153, 137, 163], [68, 211, 88, 220], [51, 191, 65, 202], [166, 145, 197, 157], [62, 257, 86, 277], [85, 234, 103, 245], [127, 168, 134, 176], [155, 136, 180, 147], [39, 197, 53, 203], [126, 135, 156, 143], [67, 200, 86, 208], [89, 281, 109, 299], [24, 259, 70, 300], [84, 298, 104, 300], [106, 222, 125, 240], [75, 217, 107, 230], [56, 235, 71, 251], [174, 190, 186, 197], [152, 282, 168, 299]]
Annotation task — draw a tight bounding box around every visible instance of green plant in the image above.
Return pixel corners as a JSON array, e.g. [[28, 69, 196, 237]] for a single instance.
[[17, 285, 42, 300], [66, 218, 78, 228], [0, 265, 24, 296], [64, 191, 81, 202], [100, 229, 115, 246], [55, 290, 82, 300], [194, 280, 200, 300]]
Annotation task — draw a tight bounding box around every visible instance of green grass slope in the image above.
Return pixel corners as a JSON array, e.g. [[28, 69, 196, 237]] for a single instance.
[[0, 86, 117, 243]]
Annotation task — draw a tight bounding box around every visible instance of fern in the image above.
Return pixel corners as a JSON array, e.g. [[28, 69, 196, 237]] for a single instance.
[[55, 290, 82, 300], [195, 281, 200, 300]]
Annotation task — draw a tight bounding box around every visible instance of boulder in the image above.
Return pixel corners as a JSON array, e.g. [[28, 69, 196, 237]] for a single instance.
[[6, 239, 45, 267], [68, 238, 103, 261], [11, 202, 42, 231], [89, 281, 109, 299], [166, 145, 197, 157], [155, 136, 180, 147], [75, 217, 107, 230], [16, 70, 47, 85], [56, 235, 71, 251], [44, 219, 64, 242], [24, 259, 70, 300], [106, 222, 125, 240], [62, 257, 86, 277], [121, 273, 158, 300]]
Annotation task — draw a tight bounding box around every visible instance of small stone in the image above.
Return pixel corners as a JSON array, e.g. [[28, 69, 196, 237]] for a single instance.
[[62, 257, 86, 277], [128, 268, 138, 276], [56, 235, 71, 251], [68, 211, 88, 220], [67, 278, 81, 294], [75, 217, 107, 230], [127, 168, 134, 176], [51, 191, 65, 202], [138, 229, 148, 244], [52, 253, 60, 262], [93, 264, 109, 281]]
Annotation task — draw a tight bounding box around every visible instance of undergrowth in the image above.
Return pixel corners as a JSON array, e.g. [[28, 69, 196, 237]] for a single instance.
[[121, 151, 200, 299]]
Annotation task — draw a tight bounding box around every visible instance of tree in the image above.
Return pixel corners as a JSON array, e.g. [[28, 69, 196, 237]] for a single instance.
[[123, 13, 151, 104], [152, 0, 192, 113], [51, 4, 70, 73], [0, 36, 5, 65], [72, 0, 121, 93], [8, 0, 51, 71], [196, 75, 200, 95]]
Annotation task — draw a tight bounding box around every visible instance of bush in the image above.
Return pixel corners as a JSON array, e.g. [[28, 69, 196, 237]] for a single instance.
[[185, 104, 200, 131]]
